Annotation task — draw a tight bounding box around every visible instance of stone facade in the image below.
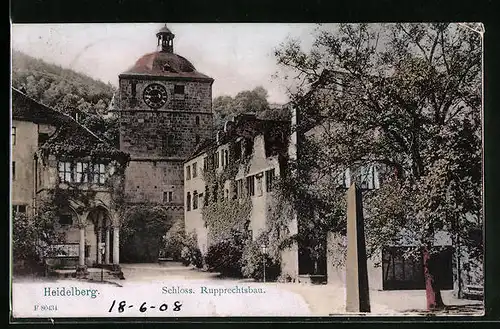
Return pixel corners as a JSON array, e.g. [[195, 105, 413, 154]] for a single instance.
[[11, 87, 128, 275], [183, 115, 299, 278], [117, 38, 213, 210]]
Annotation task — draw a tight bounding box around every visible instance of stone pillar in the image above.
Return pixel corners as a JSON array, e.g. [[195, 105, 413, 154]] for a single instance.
[[105, 227, 111, 265], [97, 213, 103, 265], [79, 227, 85, 267], [345, 183, 370, 313], [76, 222, 88, 276], [113, 226, 120, 265]]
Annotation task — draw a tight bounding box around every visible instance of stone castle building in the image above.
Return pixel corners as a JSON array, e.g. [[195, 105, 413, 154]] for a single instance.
[[116, 26, 214, 231], [183, 114, 299, 277]]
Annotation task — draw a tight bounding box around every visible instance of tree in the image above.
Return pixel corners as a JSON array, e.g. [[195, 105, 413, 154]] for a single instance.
[[120, 204, 175, 263], [274, 23, 482, 310], [212, 86, 289, 128], [12, 203, 65, 276]]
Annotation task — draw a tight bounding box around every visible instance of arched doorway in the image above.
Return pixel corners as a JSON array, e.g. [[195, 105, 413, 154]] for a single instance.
[[87, 207, 113, 267]]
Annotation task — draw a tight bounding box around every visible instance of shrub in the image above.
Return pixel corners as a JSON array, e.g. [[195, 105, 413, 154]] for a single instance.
[[241, 239, 281, 281], [205, 233, 246, 277], [162, 218, 185, 261], [179, 231, 203, 268]]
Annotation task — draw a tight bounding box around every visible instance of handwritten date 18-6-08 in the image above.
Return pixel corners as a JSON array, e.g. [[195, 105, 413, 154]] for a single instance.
[[108, 300, 183, 313]]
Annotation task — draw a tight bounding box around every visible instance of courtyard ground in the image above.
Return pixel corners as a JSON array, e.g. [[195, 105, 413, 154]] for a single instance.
[[13, 262, 482, 316], [115, 262, 484, 316]]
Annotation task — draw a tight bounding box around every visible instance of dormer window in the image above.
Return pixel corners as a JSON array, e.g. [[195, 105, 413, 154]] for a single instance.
[[163, 64, 177, 73]]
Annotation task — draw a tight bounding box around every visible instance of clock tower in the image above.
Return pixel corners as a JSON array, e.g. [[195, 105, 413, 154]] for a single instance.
[[117, 25, 214, 213]]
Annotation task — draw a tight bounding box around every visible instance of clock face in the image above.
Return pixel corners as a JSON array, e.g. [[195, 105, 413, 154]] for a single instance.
[[143, 83, 168, 109]]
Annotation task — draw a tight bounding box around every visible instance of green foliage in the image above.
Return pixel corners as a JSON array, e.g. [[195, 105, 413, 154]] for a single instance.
[[241, 234, 281, 281], [12, 50, 119, 146], [204, 231, 247, 277], [161, 217, 185, 261], [202, 150, 253, 243], [202, 198, 252, 243], [274, 23, 482, 262], [12, 201, 66, 275], [120, 204, 175, 262], [213, 86, 289, 128], [180, 231, 203, 268]]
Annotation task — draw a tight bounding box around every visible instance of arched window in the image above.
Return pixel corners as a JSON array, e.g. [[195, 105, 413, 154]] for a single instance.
[[195, 116, 200, 125]]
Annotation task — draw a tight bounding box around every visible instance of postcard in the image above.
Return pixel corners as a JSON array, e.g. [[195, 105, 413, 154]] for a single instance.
[[10, 23, 484, 320]]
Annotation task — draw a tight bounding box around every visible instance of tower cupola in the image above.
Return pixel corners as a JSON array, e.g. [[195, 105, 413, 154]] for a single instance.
[[156, 24, 175, 53]]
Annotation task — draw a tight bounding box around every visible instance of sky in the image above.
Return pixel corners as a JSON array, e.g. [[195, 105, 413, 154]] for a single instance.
[[11, 23, 322, 104]]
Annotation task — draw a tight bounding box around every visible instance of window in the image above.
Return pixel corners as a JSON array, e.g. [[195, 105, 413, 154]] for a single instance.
[[38, 133, 50, 146], [358, 165, 378, 190], [192, 163, 197, 178], [225, 189, 229, 200], [162, 134, 174, 154], [224, 150, 229, 167], [203, 157, 208, 171], [12, 161, 16, 180], [11, 127, 16, 145], [215, 151, 220, 168], [92, 163, 106, 184], [204, 190, 210, 206], [245, 139, 254, 156], [265, 169, 275, 192], [59, 214, 73, 226], [198, 193, 203, 208], [195, 116, 200, 125], [12, 205, 27, 214], [186, 192, 191, 211], [59, 162, 72, 183], [195, 134, 200, 144], [75, 162, 89, 183], [236, 179, 243, 199], [174, 85, 185, 95], [337, 168, 348, 188], [163, 191, 173, 203], [193, 191, 198, 209], [186, 166, 191, 180], [131, 81, 137, 98], [256, 174, 263, 196], [246, 176, 255, 196]]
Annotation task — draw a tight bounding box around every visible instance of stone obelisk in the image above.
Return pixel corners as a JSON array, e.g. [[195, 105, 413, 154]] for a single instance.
[[345, 183, 371, 312]]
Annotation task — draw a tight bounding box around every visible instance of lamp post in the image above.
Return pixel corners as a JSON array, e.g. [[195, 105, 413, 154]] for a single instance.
[[261, 244, 267, 283]]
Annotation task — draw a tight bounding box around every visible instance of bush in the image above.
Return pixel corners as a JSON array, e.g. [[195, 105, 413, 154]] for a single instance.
[[179, 232, 203, 268], [162, 219, 185, 261], [241, 240, 281, 281], [205, 235, 245, 277]]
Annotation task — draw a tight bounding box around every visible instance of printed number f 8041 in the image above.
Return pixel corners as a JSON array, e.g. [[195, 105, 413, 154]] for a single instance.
[[34, 304, 58, 311]]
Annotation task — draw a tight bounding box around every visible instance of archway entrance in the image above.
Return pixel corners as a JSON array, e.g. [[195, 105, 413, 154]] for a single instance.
[[88, 207, 113, 267]]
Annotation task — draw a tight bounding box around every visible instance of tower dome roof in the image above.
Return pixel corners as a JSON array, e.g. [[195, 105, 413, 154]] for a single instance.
[[120, 52, 212, 81], [119, 26, 213, 82]]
